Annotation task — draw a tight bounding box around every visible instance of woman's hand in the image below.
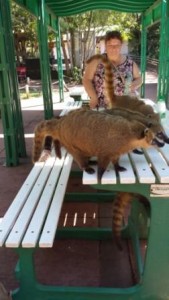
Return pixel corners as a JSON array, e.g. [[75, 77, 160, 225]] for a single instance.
[[89, 98, 99, 109]]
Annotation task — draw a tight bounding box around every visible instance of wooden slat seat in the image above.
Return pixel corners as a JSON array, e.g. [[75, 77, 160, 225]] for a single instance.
[[0, 100, 82, 249], [82, 147, 168, 185]]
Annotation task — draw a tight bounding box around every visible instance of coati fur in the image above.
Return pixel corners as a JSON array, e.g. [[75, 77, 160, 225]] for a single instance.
[[112, 192, 150, 250], [32, 108, 156, 174], [103, 107, 168, 145], [41, 106, 168, 162]]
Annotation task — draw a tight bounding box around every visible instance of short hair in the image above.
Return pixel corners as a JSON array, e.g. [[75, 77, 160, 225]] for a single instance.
[[105, 30, 123, 43]]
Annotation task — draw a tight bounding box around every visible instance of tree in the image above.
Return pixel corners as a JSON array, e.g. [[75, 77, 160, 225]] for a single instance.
[[60, 11, 141, 73], [11, 2, 38, 62]]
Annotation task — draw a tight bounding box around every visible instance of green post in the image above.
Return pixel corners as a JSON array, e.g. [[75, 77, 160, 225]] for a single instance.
[[55, 17, 64, 102], [140, 13, 147, 98], [157, 0, 167, 101], [0, 0, 26, 166], [37, 0, 53, 119]]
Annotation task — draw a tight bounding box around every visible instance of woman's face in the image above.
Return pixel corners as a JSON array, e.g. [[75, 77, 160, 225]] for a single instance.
[[105, 38, 122, 59]]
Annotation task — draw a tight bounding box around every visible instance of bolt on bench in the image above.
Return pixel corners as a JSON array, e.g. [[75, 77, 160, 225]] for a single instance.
[[0, 101, 169, 299]]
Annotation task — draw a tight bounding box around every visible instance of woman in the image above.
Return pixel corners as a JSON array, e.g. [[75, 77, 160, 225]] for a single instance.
[[82, 30, 142, 109]]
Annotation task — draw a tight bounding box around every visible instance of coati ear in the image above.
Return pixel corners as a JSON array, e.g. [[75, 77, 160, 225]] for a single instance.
[[141, 128, 149, 138]]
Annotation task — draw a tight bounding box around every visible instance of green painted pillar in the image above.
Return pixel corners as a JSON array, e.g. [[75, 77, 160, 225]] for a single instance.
[[0, 0, 26, 166], [140, 13, 147, 98], [157, 0, 167, 101], [37, 0, 53, 119], [55, 17, 64, 102], [163, 0, 169, 108]]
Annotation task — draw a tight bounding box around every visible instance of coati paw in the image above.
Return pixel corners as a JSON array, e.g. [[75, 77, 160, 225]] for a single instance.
[[38, 150, 52, 162], [114, 163, 127, 172], [84, 167, 95, 174], [132, 148, 143, 155]]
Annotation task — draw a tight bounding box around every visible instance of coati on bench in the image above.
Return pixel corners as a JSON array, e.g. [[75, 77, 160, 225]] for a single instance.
[[32, 108, 157, 174]]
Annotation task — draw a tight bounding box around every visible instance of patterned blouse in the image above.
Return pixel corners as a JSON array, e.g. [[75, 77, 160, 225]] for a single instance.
[[92, 54, 134, 108]]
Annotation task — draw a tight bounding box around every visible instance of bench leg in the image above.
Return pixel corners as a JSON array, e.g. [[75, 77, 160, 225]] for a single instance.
[[12, 249, 38, 300], [139, 198, 169, 299]]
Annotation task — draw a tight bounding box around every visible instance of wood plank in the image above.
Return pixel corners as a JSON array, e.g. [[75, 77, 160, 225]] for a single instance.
[[39, 153, 73, 248], [144, 148, 169, 183], [0, 162, 44, 246], [158, 144, 169, 165], [118, 154, 136, 184], [82, 165, 98, 185], [5, 157, 56, 248], [130, 151, 156, 183], [101, 163, 116, 184], [22, 149, 67, 248]]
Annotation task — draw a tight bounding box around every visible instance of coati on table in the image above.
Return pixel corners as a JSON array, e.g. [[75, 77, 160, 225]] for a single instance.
[[32, 108, 157, 175]]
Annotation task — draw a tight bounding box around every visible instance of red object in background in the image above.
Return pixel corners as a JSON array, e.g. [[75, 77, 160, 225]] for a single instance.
[[16, 66, 27, 82]]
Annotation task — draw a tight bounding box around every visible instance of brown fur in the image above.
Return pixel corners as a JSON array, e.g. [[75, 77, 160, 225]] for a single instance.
[[103, 107, 168, 144], [32, 108, 155, 174], [112, 192, 133, 250], [112, 192, 150, 250]]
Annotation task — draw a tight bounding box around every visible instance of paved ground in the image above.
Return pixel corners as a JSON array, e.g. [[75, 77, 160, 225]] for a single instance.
[[0, 72, 158, 294]]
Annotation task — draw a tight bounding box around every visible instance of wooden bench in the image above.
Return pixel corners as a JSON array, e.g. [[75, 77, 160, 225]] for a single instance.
[[1, 103, 169, 299], [0, 100, 82, 248], [70, 89, 90, 106]]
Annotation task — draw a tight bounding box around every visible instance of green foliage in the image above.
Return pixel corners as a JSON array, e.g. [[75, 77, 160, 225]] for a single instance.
[[11, 1, 38, 60], [72, 66, 82, 84], [147, 23, 160, 59]]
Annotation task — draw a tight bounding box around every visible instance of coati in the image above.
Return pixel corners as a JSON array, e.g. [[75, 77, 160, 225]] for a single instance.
[[40, 106, 168, 163], [32, 108, 157, 174], [103, 107, 169, 145]]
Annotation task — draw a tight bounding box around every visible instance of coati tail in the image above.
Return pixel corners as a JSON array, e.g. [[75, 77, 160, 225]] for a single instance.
[[86, 54, 115, 107], [112, 192, 133, 250]]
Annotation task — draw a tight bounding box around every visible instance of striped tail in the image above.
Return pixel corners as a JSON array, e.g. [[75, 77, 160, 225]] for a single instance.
[[112, 192, 133, 250]]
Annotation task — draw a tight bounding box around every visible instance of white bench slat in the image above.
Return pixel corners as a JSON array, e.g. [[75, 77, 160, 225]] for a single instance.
[[22, 149, 67, 248], [59, 100, 82, 116], [158, 144, 169, 165], [118, 154, 136, 184], [39, 153, 73, 248], [5, 157, 56, 248], [0, 163, 44, 246], [101, 163, 116, 184], [145, 148, 169, 183], [130, 151, 156, 183], [82, 165, 98, 185]]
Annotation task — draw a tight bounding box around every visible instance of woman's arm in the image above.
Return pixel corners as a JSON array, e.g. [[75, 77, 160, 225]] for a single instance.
[[82, 58, 100, 109]]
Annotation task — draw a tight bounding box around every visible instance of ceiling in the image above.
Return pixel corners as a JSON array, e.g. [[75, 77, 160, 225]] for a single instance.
[[45, 0, 158, 16]]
